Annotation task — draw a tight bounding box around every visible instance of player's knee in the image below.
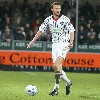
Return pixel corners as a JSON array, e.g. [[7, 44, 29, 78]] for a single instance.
[[53, 63, 58, 68], [61, 70, 66, 76], [53, 64, 60, 72]]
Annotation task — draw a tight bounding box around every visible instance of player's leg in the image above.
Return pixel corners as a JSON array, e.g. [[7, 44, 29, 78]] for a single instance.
[[60, 70, 72, 95], [49, 56, 63, 96], [59, 44, 72, 95], [49, 43, 72, 96], [53, 56, 63, 89], [61, 70, 72, 85], [59, 62, 71, 84]]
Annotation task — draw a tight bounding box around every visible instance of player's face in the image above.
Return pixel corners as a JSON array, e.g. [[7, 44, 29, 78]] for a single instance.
[[51, 5, 61, 17]]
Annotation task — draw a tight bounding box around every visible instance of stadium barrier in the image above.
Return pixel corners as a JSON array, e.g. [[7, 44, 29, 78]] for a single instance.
[[0, 40, 100, 52], [0, 50, 100, 68]]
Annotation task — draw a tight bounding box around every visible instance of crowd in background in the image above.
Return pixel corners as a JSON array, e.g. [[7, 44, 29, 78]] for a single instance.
[[0, 0, 100, 45]]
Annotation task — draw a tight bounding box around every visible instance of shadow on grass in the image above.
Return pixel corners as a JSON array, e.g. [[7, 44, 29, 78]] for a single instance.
[[79, 95, 98, 100]]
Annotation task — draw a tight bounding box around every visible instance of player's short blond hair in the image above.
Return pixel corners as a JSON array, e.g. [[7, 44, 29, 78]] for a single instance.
[[51, 2, 60, 8]]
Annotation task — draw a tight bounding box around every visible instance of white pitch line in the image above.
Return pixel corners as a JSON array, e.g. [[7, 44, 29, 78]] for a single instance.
[[26, 72, 36, 76]]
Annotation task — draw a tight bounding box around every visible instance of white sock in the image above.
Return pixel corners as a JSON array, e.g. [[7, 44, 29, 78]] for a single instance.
[[53, 83, 59, 90], [60, 70, 71, 85]]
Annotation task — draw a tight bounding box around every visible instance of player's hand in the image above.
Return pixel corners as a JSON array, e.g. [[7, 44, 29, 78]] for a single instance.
[[27, 41, 34, 48], [68, 43, 73, 48]]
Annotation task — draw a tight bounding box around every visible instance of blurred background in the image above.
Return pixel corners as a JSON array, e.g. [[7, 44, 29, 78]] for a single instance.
[[0, 0, 100, 73]]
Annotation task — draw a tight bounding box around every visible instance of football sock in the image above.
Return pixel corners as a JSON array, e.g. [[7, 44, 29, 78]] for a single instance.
[[60, 70, 71, 85], [53, 71, 61, 90]]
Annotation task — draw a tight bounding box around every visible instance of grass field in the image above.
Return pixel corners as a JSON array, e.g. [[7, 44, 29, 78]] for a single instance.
[[0, 71, 100, 100]]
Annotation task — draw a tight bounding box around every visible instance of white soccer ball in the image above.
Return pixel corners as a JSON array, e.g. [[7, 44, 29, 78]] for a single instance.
[[25, 85, 37, 96]]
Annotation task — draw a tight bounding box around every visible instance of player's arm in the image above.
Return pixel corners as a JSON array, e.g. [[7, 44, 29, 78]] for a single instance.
[[27, 31, 42, 48], [27, 18, 49, 48], [70, 31, 74, 44], [68, 31, 74, 48], [66, 18, 75, 48]]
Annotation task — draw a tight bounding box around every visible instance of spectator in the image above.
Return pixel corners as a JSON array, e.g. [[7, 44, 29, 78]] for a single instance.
[[43, 2, 50, 9], [2, 1, 9, 10], [85, 23, 91, 33], [78, 9, 83, 18], [21, 12, 31, 25], [86, 34, 97, 45], [78, 25, 87, 39], [11, 0, 20, 10], [24, 23, 31, 37], [34, 2, 41, 12], [85, 11, 94, 21], [31, 19, 41, 32], [94, 11, 100, 21], [42, 2, 50, 18], [96, 4, 100, 13], [87, 28, 96, 38], [94, 20, 100, 40], [22, 7, 32, 17], [88, 19, 93, 26], [78, 16, 87, 27], [95, 20, 100, 34], [78, 35, 86, 44], [21, 0, 32, 12], [11, 6, 22, 20], [2, 24, 10, 32], [20, 27, 26, 39], [1, 29, 14, 42], [14, 28, 25, 40], [1, 13, 9, 27], [11, 18, 22, 30], [61, 0, 71, 15], [26, 30, 35, 41], [2, 4, 11, 17], [80, 1, 93, 15], [70, 2, 76, 19], [2, 17, 11, 29], [43, 6, 51, 18], [33, 11, 43, 23], [1, 1, 10, 18], [0, 18, 4, 30], [98, 32, 100, 43]]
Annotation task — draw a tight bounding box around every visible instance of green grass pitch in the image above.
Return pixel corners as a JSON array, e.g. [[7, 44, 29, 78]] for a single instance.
[[0, 71, 100, 100]]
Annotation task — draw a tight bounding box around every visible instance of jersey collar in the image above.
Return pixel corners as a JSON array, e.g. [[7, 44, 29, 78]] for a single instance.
[[52, 14, 62, 19]]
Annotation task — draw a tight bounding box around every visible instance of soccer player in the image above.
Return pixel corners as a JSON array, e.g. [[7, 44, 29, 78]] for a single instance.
[[27, 2, 75, 96]]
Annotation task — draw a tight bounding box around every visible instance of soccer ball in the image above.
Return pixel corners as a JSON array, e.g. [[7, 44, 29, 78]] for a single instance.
[[25, 85, 37, 96]]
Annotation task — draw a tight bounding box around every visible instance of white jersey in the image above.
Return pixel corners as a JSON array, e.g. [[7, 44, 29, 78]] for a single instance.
[[39, 15, 75, 43]]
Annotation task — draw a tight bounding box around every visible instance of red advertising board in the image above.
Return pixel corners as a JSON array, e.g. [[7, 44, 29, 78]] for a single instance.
[[0, 50, 100, 68]]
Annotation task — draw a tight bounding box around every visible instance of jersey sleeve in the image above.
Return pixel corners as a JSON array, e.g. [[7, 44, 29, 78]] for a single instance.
[[65, 18, 75, 34], [39, 18, 49, 33]]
